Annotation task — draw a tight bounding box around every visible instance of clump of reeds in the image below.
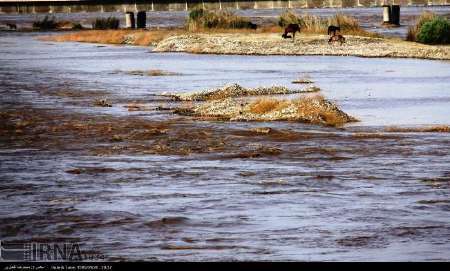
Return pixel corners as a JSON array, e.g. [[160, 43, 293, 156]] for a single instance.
[[278, 10, 377, 37], [187, 8, 256, 31], [33, 16, 58, 30], [406, 12, 450, 44], [278, 10, 303, 27], [92, 17, 120, 30], [406, 11, 436, 41]]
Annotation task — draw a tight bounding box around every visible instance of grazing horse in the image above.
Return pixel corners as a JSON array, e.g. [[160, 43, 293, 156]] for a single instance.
[[6, 23, 17, 30], [327, 25, 340, 36], [248, 22, 258, 30], [328, 34, 346, 45], [282, 24, 301, 41]]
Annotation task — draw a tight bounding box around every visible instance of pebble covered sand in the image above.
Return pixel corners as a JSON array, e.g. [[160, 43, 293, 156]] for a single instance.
[[154, 33, 450, 60], [163, 83, 320, 101]]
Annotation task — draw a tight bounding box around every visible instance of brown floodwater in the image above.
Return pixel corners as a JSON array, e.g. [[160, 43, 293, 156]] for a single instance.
[[0, 31, 450, 261]]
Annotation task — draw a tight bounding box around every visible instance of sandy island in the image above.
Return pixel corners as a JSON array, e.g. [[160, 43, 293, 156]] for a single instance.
[[42, 30, 450, 60], [154, 32, 450, 60]]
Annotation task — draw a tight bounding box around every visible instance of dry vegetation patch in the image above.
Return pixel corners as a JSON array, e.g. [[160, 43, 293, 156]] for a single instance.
[[41, 29, 182, 46], [278, 10, 380, 38]]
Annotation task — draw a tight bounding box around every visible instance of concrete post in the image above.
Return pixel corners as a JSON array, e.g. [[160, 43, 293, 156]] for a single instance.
[[125, 11, 135, 29], [391, 5, 400, 25], [137, 11, 146, 29], [382, 5, 391, 24]]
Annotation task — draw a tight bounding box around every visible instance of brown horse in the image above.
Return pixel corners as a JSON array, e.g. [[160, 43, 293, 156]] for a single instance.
[[327, 25, 340, 36], [282, 24, 301, 41], [6, 23, 17, 30], [328, 34, 346, 45]]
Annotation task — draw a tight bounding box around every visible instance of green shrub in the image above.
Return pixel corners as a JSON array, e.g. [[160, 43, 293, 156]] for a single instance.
[[92, 17, 120, 30], [187, 8, 256, 31], [416, 17, 450, 44], [33, 16, 58, 30]]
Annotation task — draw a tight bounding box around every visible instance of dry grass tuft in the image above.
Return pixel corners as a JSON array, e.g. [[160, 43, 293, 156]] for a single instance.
[[249, 98, 289, 114]]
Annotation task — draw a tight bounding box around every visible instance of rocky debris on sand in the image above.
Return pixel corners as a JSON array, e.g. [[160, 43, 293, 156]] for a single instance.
[[163, 83, 320, 101], [124, 103, 152, 111], [120, 69, 180, 76], [250, 127, 272, 134], [292, 78, 314, 84]]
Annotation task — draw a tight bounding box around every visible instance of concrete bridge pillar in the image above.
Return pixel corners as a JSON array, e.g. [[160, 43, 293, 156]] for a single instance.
[[383, 5, 391, 23], [383, 4, 400, 25], [125, 11, 135, 28], [391, 5, 400, 25], [137, 11, 146, 29]]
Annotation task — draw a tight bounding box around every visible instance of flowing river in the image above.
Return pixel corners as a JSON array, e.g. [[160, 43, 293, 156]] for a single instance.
[[1, 31, 450, 261]]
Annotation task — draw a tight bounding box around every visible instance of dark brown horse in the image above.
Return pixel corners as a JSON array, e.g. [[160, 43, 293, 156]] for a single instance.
[[6, 23, 17, 30], [327, 25, 340, 36], [282, 24, 301, 41], [328, 34, 346, 45]]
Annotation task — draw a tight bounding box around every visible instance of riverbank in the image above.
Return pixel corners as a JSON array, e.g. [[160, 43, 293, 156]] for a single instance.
[[43, 29, 450, 60]]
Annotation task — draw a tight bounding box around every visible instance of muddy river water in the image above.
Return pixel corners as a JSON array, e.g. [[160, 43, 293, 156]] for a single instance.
[[1, 31, 450, 261]]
